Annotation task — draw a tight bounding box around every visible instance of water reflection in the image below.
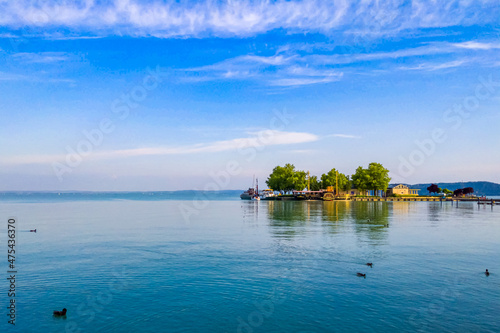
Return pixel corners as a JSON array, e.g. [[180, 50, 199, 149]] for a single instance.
[[265, 201, 312, 238], [321, 201, 350, 223], [241, 200, 260, 226], [261, 200, 390, 242], [349, 202, 390, 243], [427, 202, 442, 223], [350, 201, 389, 226]]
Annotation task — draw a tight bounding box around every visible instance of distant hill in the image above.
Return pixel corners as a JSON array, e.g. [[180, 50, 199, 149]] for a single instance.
[[391, 181, 500, 196]]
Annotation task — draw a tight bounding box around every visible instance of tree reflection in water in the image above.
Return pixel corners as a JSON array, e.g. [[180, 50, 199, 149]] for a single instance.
[[349, 201, 390, 243], [264, 200, 391, 242], [266, 201, 310, 238]]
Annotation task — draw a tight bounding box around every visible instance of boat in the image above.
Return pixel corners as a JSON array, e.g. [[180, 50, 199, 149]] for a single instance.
[[240, 188, 256, 200], [259, 189, 276, 200], [241, 177, 262, 200]]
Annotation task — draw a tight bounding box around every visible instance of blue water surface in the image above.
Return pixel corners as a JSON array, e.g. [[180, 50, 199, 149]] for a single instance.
[[1, 196, 499, 332]]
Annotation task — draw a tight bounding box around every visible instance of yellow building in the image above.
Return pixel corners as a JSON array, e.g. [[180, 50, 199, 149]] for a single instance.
[[386, 184, 420, 196]]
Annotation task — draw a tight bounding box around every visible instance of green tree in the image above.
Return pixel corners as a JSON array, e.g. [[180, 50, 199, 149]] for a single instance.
[[320, 168, 349, 193], [343, 175, 352, 191], [309, 175, 321, 191], [266, 163, 293, 192], [442, 188, 452, 196], [351, 166, 370, 192], [293, 170, 308, 191], [352, 163, 391, 195], [266, 164, 307, 192], [366, 162, 391, 193]]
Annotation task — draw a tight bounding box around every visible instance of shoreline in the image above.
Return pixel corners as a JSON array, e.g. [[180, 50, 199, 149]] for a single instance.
[[254, 196, 499, 203]]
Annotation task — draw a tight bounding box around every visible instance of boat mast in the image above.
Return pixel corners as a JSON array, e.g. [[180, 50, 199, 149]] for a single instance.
[[336, 170, 339, 197], [307, 171, 310, 191]]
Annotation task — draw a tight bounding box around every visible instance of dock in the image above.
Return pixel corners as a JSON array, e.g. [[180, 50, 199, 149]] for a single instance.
[[266, 192, 498, 205], [350, 197, 441, 202], [477, 199, 499, 205]]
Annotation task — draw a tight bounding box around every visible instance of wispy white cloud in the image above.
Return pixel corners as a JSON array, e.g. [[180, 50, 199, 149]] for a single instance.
[[399, 59, 469, 71], [187, 54, 294, 73], [183, 36, 500, 86], [269, 75, 342, 87], [2, 130, 319, 165], [0, 1, 498, 38], [0, 33, 18, 39], [280, 39, 500, 70], [311, 42, 475, 65], [328, 134, 362, 139], [0, 71, 30, 81], [241, 55, 292, 66], [0, 70, 75, 83], [12, 52, 70, 63], [184, 53, 343, 87], [452, 41, 500, 50]]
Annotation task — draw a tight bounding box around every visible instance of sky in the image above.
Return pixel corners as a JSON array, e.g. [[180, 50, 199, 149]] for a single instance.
[[0, 0, 499, 191]]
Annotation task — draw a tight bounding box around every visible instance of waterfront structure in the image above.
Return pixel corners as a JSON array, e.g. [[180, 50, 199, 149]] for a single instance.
[[386, 184, 420, 196], [347, 189, 384, 196]]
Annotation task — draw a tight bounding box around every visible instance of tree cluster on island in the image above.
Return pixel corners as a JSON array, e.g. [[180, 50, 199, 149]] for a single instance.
[[265, 162, 391, 194], [427, 184, 474, 197], [453, 187, 474, 197]]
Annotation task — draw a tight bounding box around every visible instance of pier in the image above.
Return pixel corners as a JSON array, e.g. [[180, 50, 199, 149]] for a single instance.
[[477, 199, 499, 205], [350, 197, 442, 202], [267, 192, 498, 205]]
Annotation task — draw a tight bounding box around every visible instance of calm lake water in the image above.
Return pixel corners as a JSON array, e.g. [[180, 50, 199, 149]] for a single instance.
[[1, 194, 499, 332]]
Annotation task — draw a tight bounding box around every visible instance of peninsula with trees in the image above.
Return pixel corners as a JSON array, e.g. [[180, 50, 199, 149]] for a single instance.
[[248, 163, 498, 201], [265, 162, 391, 197]]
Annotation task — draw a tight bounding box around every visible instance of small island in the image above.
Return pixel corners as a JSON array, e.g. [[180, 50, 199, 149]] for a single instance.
[[241, 162, 498, 205]]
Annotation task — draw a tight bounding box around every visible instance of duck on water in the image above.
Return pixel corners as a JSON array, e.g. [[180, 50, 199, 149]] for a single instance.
[[53, 308, 67, 317]]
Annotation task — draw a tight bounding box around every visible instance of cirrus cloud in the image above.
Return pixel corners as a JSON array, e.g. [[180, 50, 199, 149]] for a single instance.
[[0, 0, 498, 38], [2, 130, 319, 166]]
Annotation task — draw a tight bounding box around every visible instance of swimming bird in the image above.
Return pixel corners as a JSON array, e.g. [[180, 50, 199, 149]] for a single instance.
[[357, 273, 366, 277], [366, 263, 373, 267], [53, 308, 67, 316], [485, 269, 490, 276], [30, 229, 36, 233]]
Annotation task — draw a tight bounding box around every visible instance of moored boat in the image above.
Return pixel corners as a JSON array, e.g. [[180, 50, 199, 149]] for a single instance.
[[259, 189, 276, 200], [240, 188, 256, 200]]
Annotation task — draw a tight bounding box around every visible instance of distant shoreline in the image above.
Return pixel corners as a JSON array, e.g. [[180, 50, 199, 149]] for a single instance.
[[2, 181, 499, 196]]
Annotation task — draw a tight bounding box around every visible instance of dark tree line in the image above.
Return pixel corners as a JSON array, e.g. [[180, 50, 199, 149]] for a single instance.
[[453, 187, 474, 196], [427, 184, 441, 194]]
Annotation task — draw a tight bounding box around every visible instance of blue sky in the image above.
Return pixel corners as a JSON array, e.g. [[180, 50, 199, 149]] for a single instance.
[[1, 0, 499, 191]]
